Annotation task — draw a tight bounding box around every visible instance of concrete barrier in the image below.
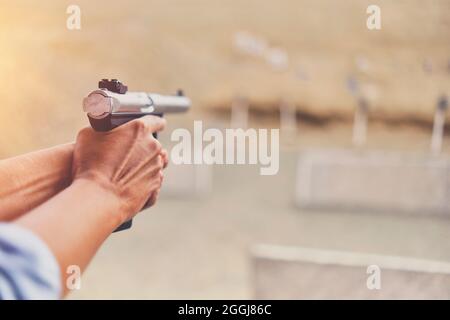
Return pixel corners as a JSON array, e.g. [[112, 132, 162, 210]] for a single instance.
[[251, 245, 450, 299], [295, 149, 450, 215]]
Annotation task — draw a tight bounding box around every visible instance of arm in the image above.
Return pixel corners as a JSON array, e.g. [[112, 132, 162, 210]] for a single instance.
[[16, 116, 167, 296], [16, 179, 123, 290], [0, 144, 73, 222]]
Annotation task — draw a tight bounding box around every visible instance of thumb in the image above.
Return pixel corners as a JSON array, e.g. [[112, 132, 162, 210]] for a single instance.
[[131, 115, 166, 133]]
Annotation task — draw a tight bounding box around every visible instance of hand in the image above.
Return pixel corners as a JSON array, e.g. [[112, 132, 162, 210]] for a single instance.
[[72, 116, 168, 223]]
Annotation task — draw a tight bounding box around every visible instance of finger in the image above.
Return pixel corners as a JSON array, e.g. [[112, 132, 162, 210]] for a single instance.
[[117, 115, 166, 134], [146, 155, 164, 177], [160, 149, 169, 169], [147, 137, 162, 156], [122, 154, 163, 185], [144, 189, 160, 208], [135, 115, 166, 133], [151, 189, 160, 205]]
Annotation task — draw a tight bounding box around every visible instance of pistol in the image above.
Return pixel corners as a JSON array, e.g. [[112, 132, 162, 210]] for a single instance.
[[82, 79, 191, 232]]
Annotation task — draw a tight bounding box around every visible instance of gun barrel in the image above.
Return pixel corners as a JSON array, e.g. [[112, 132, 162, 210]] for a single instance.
[[83, 89, 191, 118], [148, 93, 191, 114]]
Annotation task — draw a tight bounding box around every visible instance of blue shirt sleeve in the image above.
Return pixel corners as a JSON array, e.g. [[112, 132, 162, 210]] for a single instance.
[[0, 223, 61, 300]]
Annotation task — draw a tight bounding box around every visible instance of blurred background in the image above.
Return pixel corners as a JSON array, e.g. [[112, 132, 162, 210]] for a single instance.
[[1, 0, 450, 299]]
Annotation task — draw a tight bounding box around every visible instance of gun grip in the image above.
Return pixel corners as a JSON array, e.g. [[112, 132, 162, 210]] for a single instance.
[[88, 113, 163, 233]]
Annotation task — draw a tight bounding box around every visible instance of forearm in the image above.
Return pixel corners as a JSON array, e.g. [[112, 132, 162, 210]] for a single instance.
[[0, 144, 73, 221], [15, 178, 123, 295]]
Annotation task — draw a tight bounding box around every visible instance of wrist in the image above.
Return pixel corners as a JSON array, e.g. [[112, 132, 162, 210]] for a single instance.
[[73, 171, 117, 196], [71, 177, 126, 227]]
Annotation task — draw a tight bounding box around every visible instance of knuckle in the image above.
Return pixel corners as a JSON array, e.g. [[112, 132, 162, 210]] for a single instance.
[[76, 127, 92, 140], [147, 138, 157, 149], [133, 118, 147, 132], [149, 138, 161, 152], [80, 126, 92, 135]]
